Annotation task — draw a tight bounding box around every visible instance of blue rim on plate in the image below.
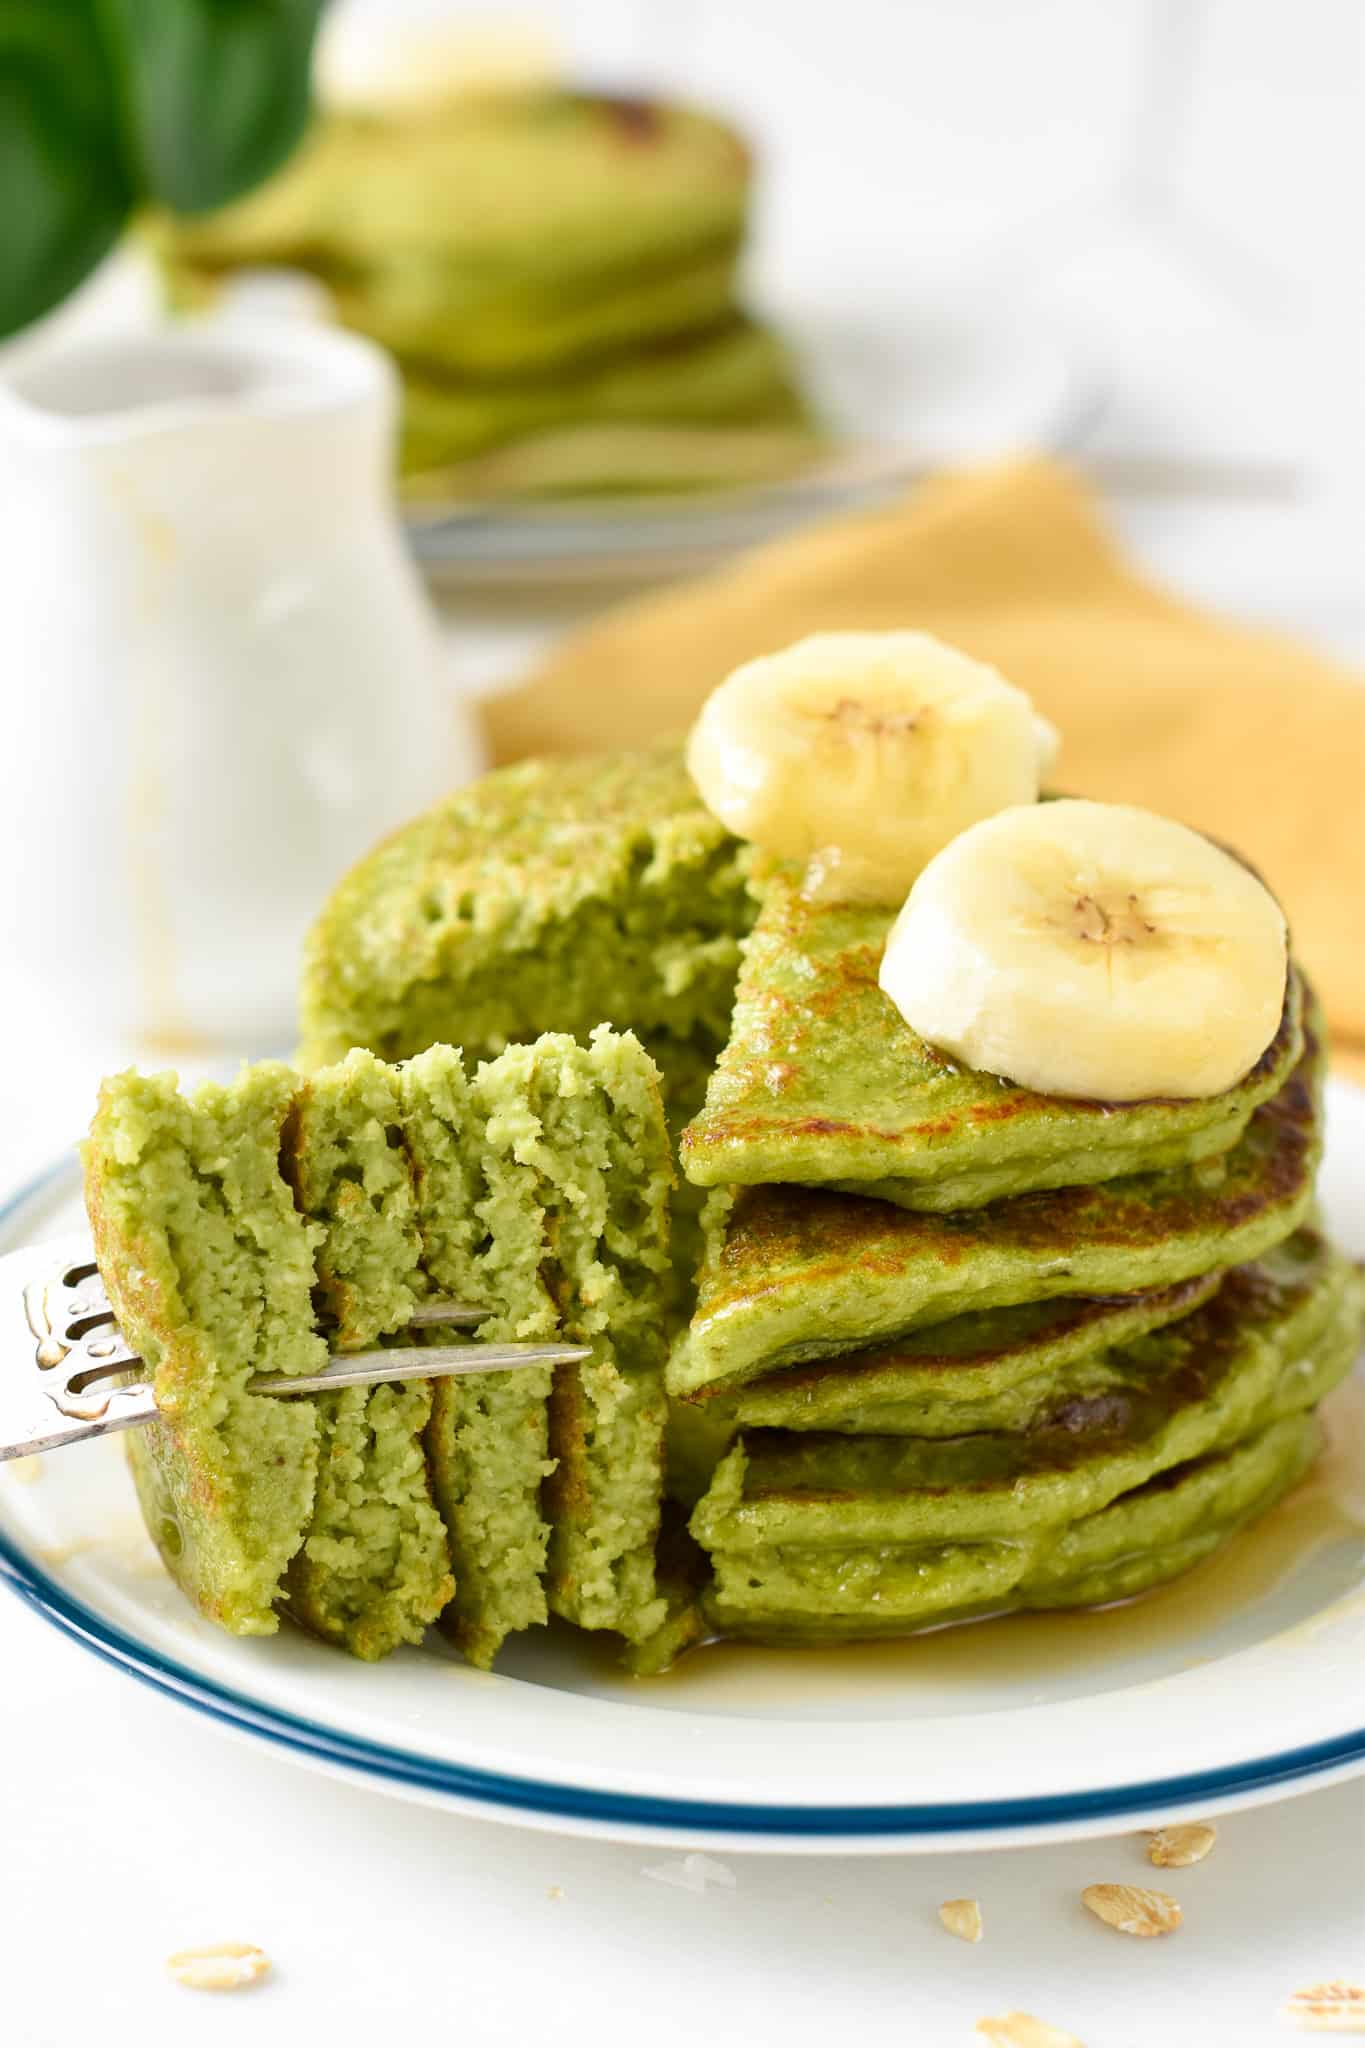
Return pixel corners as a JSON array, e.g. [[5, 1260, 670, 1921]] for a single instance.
[[4, 1525, 1365, 1838], [4, 1155, 1365, 1842]]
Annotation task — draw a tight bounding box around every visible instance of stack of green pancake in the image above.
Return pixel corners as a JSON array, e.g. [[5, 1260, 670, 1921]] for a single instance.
[[83, 1027, 676, 1668], [293, 747, 1363, 1658], [671, 863, 1364, 1643], [151, 87, 817, 495]]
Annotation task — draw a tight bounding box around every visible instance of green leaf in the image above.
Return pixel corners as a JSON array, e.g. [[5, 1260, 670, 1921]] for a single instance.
[[0, 3, 133, 337], [97, 0, 324, 214]]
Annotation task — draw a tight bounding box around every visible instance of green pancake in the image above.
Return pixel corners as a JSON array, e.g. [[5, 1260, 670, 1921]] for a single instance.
[[150, 89, 815, 485], [337, 248, 741, 394], [398, 319, 811, 479], [696, 1233, 1363, 1643], [299, 749, 749, 1335], [280, 1052, 452, 1660], [668, 1277, 1227, 1502], [491, 1028, 674, 1644], [406, 420, 827, 504], [401, 1043, 557, 1671], [282, 1049, 423, 1350], [547, 1360, 668, 1640], [666, 1394, 743, 1508], [1017, 1414, 1322, 1610], [703, 1412, 1324, 1643], [669, 1005, 1325, 1401], [730, 1272, 1223, 1435], [692, 1230, 1362, 1558], [621, 1512, 712, 1675], [153, 91, 754, 379], [299, 749, 753, 1100], [401, 1029, 675, 1661], [83, 1067, 325, 1636], [281, 1380, 454, 1661], [681, 864, 1301, 1211]]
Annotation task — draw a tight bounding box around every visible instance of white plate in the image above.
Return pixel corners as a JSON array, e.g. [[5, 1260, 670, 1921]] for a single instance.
[[2, 1091, 1363, 1856], [405, 291, 1100, 587]]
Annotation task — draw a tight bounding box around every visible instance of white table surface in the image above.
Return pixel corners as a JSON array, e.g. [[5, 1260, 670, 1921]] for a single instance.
[[3, 451, 1363, 2044], [1, 1564, 1362, 2048]]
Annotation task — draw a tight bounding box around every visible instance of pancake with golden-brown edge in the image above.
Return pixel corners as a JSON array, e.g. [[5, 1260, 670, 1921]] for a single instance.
[[693, 1225, 1360, 1554], [701, 1411, 1325, 1644], [680, 863, 1301, 1210], [668, 1000, 1324, 1400], [82, 1067, 326, 1636], [694, 1228, 1364, 1641], [730, 1271, 1222, 1434]]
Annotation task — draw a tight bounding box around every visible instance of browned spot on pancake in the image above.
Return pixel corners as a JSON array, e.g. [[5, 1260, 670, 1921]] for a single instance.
[[543, 1364, 591, 1520], [968, 1098, 1037, 1125], [1050, 1388, 1141, 1433], [802, 982, 864, 1020], [589, 94, 664, 143]]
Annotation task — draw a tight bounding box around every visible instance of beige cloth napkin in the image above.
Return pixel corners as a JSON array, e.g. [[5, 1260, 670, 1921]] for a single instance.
[[487, 461, 1365, 1078]]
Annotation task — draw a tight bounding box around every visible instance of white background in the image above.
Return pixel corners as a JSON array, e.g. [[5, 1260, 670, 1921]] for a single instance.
[[1, 4, 1363, 2042]]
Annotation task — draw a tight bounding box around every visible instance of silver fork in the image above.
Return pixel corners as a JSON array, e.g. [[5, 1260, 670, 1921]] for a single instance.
[[0, 1236, 586, 1462]]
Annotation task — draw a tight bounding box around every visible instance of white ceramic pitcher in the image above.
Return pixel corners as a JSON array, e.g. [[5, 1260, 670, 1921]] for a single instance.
[[0, 320, 482, 1050]]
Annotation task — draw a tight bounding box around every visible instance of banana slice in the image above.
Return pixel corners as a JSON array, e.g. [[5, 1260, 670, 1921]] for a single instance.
[[685, 632, 1047, 903], [879, 799, 1288, 1101]]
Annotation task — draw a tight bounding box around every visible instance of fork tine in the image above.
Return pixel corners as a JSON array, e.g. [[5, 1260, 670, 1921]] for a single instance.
[[249, 1338, 590, 1396], [404, 1300, 488, 1329], [70, 1259, 488, 1337], [4, 1238, 556, 1464]]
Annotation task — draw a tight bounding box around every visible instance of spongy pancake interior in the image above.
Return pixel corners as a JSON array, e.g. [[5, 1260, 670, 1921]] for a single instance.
[[281, 1051, 451, 1661], [83, 1066, 325, 1637], [299, 749, 753, 1087]]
